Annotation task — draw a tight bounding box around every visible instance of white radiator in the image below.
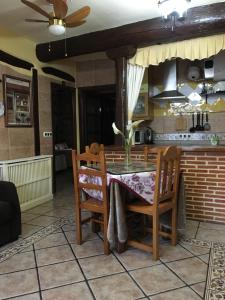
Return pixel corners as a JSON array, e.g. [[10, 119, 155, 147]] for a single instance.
[[0, 155, 53, 211]]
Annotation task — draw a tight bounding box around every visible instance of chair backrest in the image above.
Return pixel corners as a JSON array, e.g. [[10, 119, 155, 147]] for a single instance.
[[85, 143, 104, 155], [72, 150, 108, 205], [144, 146, 166, 162], [153, 146, 181, 207]]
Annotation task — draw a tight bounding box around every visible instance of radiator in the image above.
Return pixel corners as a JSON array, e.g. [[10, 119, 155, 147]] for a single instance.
[[0, 155, 53, 211]]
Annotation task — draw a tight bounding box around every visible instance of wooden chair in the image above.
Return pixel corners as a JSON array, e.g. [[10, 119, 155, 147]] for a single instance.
[[85, 143, 104, 155], [126, 146, 181, 260], [72, 150, 110, 255]]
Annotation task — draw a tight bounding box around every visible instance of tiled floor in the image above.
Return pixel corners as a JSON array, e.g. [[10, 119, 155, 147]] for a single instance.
[[0, 171, 225, 300]]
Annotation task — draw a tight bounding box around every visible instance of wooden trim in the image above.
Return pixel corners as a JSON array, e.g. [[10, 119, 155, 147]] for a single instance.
[[0, 50, 34, 70], [42, 67, 75, 82], [36, 2, 225, 62], [32, 68, 40, 155]]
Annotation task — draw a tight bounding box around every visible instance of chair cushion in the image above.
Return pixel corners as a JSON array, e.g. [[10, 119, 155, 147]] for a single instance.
[[0, 201, 12, 224]]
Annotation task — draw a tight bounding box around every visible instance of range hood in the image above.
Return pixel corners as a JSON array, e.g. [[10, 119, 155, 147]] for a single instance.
[[151, 60, 188, 102]]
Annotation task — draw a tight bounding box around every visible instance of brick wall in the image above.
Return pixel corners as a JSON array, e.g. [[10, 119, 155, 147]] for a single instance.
[[182, 151, 225, 223], [105, 149, 225, 224]]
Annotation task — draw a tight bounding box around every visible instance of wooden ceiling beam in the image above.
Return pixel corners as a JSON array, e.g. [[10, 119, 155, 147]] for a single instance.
[[36, 2, 225, 62]]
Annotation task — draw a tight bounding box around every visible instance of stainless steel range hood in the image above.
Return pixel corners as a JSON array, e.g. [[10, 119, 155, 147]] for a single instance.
[[151, 60, 188, 102]]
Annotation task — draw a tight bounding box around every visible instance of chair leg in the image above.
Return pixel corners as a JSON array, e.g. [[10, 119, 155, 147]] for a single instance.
[[152, 214, 159, 260], [171, 207, 177, 246], [103, 215, 110, 255], [76, 207, 82, 245]]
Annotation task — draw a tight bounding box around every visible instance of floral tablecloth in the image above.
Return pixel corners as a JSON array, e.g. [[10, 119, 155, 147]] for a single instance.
[[79, 170, 156, 204]]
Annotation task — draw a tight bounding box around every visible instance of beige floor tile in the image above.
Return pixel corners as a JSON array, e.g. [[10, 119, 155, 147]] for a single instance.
[[79, 254, 125, 279], [35, 245, 74, 266], [21, 245, 34, 253], [191, 282, 206, 297], [65, 226, 99, 243], [71, 239, 104, 258], [198, 253, 210, 263], [160, 244, 193, 262], [21, 213, 39, 223], [185, 224, 198, 239], [62, 224, 76, 232], [22, 224, 44, 238], [166, 257, 208, 285], [150, 287, 202, 300], [41, 282, 93, 300], [39, 260, 84, 289], [89, 273, 144, 300], [27, 216, 59, 227], [130, 265, 184, 296], [12, 293, 40, 300], [0, 251, 35, 274], [179, 242, 210, 256], [186, 220, 199, 227], [27, 206, 53, 215], [34, 232, 68, 250], [199, 221, 225, 231], [196, 228, 225, 243], [0, 269, 39, 299], [43, 208, 71, 218], [115, 249, 160, 270]]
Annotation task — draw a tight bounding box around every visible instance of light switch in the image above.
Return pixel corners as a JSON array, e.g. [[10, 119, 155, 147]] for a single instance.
[[43, 131, 52, 137]]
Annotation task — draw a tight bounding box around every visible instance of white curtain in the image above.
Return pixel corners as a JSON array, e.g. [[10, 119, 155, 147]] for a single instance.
[[127, 63, 145, 121], [129, 33, 225, 67]]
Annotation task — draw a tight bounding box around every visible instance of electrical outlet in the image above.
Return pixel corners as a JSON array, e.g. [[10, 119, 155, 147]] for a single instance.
[[43, 131, 52, 137]]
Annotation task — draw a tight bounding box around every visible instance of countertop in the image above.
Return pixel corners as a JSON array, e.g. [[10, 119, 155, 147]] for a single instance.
[[105, 144, 225, 152]]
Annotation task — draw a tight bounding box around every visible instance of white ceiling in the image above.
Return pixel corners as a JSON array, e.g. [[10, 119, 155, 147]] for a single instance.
[[0, 0, 225, 43]]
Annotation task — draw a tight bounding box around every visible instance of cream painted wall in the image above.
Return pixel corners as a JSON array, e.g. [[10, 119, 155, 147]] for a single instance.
[[0, 26, 75, 78], [0, 26, 76, 160]]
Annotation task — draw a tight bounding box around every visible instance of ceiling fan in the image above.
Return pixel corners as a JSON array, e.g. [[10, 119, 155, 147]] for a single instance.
[[21, 0, 90, 35]]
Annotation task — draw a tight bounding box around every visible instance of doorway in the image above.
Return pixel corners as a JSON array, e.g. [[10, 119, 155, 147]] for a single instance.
[[79, 85, 116, 152], [51, 82, 76, 192]]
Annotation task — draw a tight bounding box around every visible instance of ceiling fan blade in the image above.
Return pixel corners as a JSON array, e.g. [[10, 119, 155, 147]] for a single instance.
[[21, 0, 50, 19], [64, 6, 90, 24], [25, 18, 49, 23], [66, 20, 86, 28], [52, 0, 68, 19]]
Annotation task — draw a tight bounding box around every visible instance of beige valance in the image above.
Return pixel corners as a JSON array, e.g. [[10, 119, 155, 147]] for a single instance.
[[129, 33, 225, 67]]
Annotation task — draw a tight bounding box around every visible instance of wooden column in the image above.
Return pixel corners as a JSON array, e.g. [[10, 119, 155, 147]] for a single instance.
[[32, 68, 40, 155], [106, 45, 136, 144]]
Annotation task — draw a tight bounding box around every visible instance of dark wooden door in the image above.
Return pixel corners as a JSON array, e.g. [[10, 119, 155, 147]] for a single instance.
[[79, 85, 116, 152], [51, 83, 76, 192]]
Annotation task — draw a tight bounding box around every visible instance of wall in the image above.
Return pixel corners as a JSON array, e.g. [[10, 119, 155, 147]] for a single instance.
[[0, 27, 75, 77], [0, 62, 70, 160], [75, 59, 115, 87], [0, 26, 76, 160], [145, 58, 225, 134]]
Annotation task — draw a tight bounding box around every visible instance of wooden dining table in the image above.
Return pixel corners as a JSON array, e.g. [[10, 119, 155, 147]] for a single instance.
[[81, 160, 186, 252]]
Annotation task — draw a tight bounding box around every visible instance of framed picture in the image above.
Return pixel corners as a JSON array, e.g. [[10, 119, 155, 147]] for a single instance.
[[133, 93, 149, 119], [3, 75, 32, 127]]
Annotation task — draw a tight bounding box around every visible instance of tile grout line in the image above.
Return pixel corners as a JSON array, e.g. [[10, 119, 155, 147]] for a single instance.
[[33, 243, 43, 300], [61, 226, 97, 300]]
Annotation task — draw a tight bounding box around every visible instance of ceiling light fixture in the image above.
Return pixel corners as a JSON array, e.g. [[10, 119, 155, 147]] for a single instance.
[[158, 0, 191, 30], [48, 18, 66, 35]]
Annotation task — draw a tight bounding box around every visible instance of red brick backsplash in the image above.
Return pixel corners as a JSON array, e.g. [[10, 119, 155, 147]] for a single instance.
[[105, 149, 225, 224]]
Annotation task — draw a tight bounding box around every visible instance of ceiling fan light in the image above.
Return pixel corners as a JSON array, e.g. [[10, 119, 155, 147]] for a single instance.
[[158, 0, 190, 19], [48, 19, 65, 35]]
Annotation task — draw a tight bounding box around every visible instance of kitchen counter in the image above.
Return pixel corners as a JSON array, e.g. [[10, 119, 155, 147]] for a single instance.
[[105, 144, 225, 152], [105, 144, 225, 225]]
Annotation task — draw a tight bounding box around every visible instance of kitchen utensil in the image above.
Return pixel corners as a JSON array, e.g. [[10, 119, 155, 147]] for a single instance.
[[200, 112, 204, 131], [189, 113, 195, 132], [195, 112, 201, 131], [144, 127, 153, 144], [175, 114, 187, 131], [204, 112, 211, 131]]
